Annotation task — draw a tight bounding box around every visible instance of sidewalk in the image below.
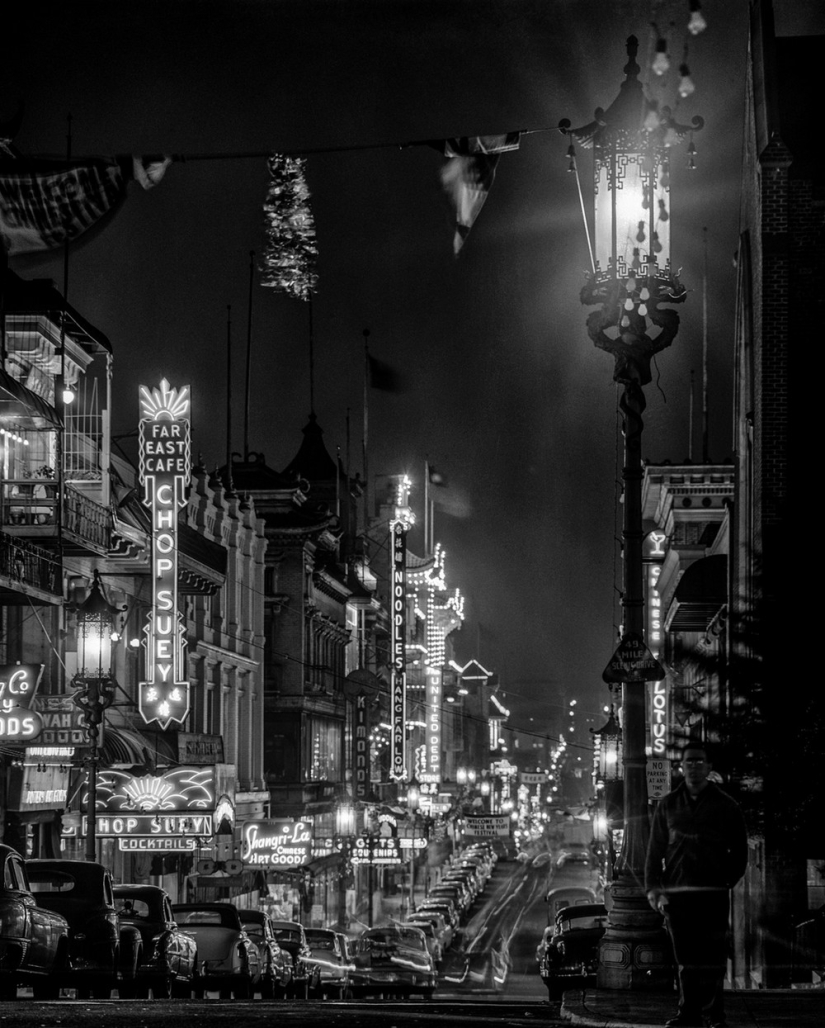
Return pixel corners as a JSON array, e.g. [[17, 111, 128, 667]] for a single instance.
[[561, 986, 825, 1028]]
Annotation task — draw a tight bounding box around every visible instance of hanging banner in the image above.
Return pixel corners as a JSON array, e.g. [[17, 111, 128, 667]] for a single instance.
[[138, 379, 191, 729], [389, 519, 407, 782], [462, 815, 511, 838]]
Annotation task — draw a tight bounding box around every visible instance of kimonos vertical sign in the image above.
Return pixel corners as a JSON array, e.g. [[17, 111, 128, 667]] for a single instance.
[[352, 693, 370, 801], [138, 379, 191, 729]]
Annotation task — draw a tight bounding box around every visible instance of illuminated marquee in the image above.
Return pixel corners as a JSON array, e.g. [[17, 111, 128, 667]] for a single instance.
[[352, 694, 370, 801], [0, 664, 43, 713], [90, 766, 216, 813], [649, 681, 669, 756], [240, 820, 312, 868], [424, 666, 441, 783], [389, 518, 407, 782], [138, 379, 191, 728]]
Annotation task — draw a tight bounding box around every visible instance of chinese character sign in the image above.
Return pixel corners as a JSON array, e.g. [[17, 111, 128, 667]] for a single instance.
[[138, 379, 191, 728]]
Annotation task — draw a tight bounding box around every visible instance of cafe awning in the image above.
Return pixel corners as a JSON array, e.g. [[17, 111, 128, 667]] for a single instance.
[[0, 368, 62, 428], [666, 554, 727, 633]]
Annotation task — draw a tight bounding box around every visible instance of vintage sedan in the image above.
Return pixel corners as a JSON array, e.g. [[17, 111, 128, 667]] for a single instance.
[[350, 925, 436, 1000], [538, 902, 608, 1000], [238, 909, 292, 998], [113, 885, 197, 998], [402, 917, 443, 965], [0, 845, 70, 1001], [27, 859, 142, 999], [268, 920, 320, 998], [303, 927, 353, 999], [172, 903, 261, 998]]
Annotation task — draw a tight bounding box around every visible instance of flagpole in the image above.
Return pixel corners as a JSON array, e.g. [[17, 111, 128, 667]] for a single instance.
[[362, 329, 370, 529], [243, 250, 254, 460], [309, 298, 315, 415], [226, 304, 232, 482], [424, 461, 429, 557]]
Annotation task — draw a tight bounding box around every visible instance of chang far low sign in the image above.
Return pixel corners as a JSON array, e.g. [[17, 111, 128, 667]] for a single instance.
[[138, 379, 191, 729]]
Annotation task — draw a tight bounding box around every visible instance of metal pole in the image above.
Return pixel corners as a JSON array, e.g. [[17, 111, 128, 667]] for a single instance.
[[85, 725, 97, 862]]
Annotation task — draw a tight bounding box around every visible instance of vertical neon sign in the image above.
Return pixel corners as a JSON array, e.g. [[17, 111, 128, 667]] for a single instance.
[[138, 379, 191, 729], [389, 475, 414, 783], [425, 666, 442, 783], [389, 519, 407, 781]]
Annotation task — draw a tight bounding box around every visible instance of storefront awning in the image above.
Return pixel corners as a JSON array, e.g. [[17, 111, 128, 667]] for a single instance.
[[98, 726, 154, 768], [667, 554, 727, 632], [0, 368, 62, 428]]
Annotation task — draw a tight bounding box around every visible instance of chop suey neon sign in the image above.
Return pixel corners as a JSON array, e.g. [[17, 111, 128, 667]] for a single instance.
[[138, 379, 191, 728]]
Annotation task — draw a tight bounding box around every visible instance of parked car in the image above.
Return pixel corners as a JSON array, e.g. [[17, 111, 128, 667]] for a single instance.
[[402, 917, 443, 965], [172, 903, 261, 998], [429, 882, 472, 914], [268, 919, 320, 998], [238, 909, 292, 998], [416, 898, 459, 929], [538, 903, 608, 1000], [556, 844, 593, 869], [544, 886, 598, 923], [113, 885, 198, 998], [0, 845, 70, 1001], [350, 925, 436, 999], [27, 859, 142, 999], [304, 927, 352, 998], [404, 908, 453, 952]]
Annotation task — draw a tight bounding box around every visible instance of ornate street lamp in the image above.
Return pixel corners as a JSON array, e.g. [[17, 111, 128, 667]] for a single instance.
[[560, 35, 701, 991], [591, 707, 623, 786], [72, 570, 120, 862]]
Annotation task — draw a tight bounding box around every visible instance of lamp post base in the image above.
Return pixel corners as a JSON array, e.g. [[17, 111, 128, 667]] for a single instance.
[[597, 877, 673, 990]]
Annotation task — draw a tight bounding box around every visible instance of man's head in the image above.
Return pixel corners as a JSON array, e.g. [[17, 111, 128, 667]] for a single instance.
[[681, 742, 712, 794]]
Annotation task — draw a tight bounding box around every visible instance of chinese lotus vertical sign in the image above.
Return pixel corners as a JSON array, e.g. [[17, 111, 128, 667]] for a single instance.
[[138, 379, 191, 729]]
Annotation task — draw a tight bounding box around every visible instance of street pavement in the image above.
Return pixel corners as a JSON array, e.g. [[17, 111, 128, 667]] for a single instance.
[[561, 985, 825, 1028]]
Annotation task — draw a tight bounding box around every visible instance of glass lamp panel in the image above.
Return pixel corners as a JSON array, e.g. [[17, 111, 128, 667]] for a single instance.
[[594, 151, 671, 282]]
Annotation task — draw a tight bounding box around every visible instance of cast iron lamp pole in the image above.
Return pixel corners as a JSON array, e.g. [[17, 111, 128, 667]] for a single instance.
[[72, 570, 119, 862], [560, 35, 702, 990]]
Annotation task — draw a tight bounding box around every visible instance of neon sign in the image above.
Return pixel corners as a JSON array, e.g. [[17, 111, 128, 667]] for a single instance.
[[353, 693, 370, 801], [423, 666, 441, 783], [0, 664, 43, 713], [240, 820, 312, 868], [389, 519, 408, 782], [138, 379, 191, 728], [650, 681, 668, 756]]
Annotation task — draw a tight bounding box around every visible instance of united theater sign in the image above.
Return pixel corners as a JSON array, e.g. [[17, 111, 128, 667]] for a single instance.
[[138, 379, 191, 728]]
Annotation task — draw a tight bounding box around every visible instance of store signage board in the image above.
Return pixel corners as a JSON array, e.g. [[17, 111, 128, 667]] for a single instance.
[[0, 663, 43, 713], [239, 820, 312, 868], [120, 837, 199, 852], [88, 766, 216, 814], [34, 696, 95, 748], [138, 378, 191, 729], [350, 835, 403, 866], [0, 707, 42, 741], [89, 812, 214, 837]]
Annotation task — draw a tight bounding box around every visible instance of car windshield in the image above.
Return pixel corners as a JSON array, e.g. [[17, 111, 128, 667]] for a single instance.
[[116, 898, 152, 918], [365, 929, 425, 951], [28, 870, 77, 893], [242, 922, 265, 938], [174, 907, 240, 929], [271, 928, 302, 944], [305, 931, 335, 949]]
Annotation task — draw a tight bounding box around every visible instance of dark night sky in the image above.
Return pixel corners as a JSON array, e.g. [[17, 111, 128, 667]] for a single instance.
[[7, 0, 800, 739]]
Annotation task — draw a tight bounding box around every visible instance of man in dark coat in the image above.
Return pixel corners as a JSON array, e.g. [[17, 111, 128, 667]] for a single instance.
[[645, 742, 748, 1028]]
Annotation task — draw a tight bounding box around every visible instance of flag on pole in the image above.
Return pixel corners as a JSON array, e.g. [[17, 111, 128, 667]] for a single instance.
[[427, 464, 447, 487], [367, 353, 406, 393], [438, 133, 520, 255], [0, 154, 170, 256]]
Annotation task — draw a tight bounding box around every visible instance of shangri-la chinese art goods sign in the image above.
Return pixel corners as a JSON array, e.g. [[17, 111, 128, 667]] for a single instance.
[[138, 379, 191, 728]]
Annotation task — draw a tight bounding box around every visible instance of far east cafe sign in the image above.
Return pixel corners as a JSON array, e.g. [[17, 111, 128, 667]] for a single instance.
[[138, 379, 191, 729]]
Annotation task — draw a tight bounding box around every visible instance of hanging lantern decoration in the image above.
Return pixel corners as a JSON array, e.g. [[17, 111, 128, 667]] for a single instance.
[[591, 707, 623, 784], [260, 154, 319, 301]]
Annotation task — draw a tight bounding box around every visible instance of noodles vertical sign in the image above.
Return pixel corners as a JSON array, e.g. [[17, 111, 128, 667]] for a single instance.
[[138, 379, 191, 729], [389, 475, 414, 783]]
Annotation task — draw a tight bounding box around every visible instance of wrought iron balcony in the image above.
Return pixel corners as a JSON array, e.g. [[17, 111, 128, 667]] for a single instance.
[[0, 531, 61, 600]]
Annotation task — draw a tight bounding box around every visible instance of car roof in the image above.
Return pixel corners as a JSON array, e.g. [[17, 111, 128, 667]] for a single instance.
[[114, 884, 166, 896], [555, 903, 607, 923]]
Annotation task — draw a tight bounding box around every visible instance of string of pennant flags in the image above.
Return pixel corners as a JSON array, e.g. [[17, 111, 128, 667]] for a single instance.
[[0, 4, 709, 301]]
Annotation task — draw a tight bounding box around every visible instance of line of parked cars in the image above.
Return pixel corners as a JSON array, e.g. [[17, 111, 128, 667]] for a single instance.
[[0, 843, 349, 1002]]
